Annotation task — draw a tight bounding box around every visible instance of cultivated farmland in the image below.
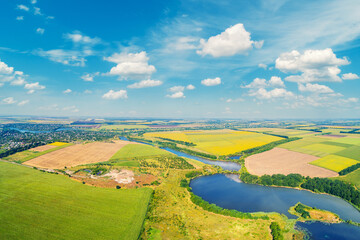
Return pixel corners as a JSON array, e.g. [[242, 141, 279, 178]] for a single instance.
[[0, 161, 152, 240], [310, 155, 359, 172], [145, 129, 282, 155], [245, 148, 338, 178], [24, 140, 132, 169]]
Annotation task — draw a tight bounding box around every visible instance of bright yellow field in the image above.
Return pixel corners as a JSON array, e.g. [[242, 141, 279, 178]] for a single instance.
[[145, 130, 282, 155], [310, 155, 359, 172], [49, 142, 68, 146], [144, 131, 191, 142]]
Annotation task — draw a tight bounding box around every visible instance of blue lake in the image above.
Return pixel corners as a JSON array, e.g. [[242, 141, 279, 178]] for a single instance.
[[190, 174, 360, 222]]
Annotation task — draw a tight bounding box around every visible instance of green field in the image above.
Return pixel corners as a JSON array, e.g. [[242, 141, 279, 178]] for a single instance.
[[335, 146, 360, 161], [0, 161, 152, 240], [310, 155, 359, 172], [328, 137, 360, 146], [3, 143, 73, 163], [298, 143, 346, 157], [338, 168, 360, 189], [107, 144, 193, 169]]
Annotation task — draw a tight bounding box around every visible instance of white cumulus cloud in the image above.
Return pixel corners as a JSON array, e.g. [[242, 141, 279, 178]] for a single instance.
[[63, 89, 72, 94], [166, 91, 185, 99], [64, 31, 101, 45], [186, 84, 195, 90], [197, 23, 263, 57], [276, 48, 349, 83], [104, 51, 156, 80], [127, 79, 163, 89], [298, 83, 334, 94], [81, 72, 99, 82], [249, 88, 294, 99], [102, 90, 128, 100], [16, 16, 24, 21], [342, 73, 359, 80], [24, 82, 45, 94], [201, 77, 221, 86]]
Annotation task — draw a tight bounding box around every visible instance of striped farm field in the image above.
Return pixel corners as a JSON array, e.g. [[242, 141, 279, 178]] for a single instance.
[[23, 140, 132, 169], [145, 130, 282, 155], [310, 155, 359, 172]]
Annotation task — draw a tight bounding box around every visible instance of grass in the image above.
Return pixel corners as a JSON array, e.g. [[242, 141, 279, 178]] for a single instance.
[[142, 168, 297, 240], [107, 144, 194, 169], [0, 161, 152, 240], [3, 143, 73, 163], [335, 146, 360, 161], [310, 155, 359, 172], [329, 137, 360, 146], [145, 130, 282, 155], [298, 143, 345, 157], [338, 168, 360, 189]]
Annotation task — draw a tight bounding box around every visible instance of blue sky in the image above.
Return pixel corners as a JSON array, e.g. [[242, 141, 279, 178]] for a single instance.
[[0, 0, 359, 119]]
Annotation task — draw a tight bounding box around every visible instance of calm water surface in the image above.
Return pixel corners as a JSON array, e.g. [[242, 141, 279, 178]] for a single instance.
[[190, 174, 360, 222]]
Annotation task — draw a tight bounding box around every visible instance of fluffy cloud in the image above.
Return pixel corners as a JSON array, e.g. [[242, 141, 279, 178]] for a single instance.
[[2, 97, 16, 104], [63, 89, 72, 94], [243, 76, 285, 89], [81, 72, 99, 82], [342, 73, 359, 80], [24, 82, 45, 94], [18, 100, 29, 106], [102, 90, 128, 100], [169, 86, 185, 92], [186, 84, 195, 90], [36, 28, 45, 35], [197, 24, 263, 57], [166, 91, 185, 98], [36, 49, 87, 66], [201, 77, 221, 86], [10, 77, 26, 86], [0, 60, 14, 75], [249, 88, 294, 99], [276, 48, 349, 83], [31, 0, 37, 4], [105, 51, 156, 80], [17, 5, 29, 11], [16, 16, 24, 21], [127, 79, 163, 89], [298, 83, 334, 94], [64, 31, 101, 45], [258, 63, 267, 69], [243, 78, 267, 89], [268, 76, 285, 88]]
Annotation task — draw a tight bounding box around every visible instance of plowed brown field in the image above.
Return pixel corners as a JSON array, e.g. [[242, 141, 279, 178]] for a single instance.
[[245, 147, 338, 178], [24, 140, 132, 169]]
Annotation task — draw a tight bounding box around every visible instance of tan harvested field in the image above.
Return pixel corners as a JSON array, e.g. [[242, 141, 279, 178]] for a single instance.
[[245, 148, 338, 178], [24, 140, 133, 169], [28, 145, 57, 152]]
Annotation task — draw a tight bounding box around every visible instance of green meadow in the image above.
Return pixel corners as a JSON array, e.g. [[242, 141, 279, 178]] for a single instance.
[[0, 161, 152, 240]]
